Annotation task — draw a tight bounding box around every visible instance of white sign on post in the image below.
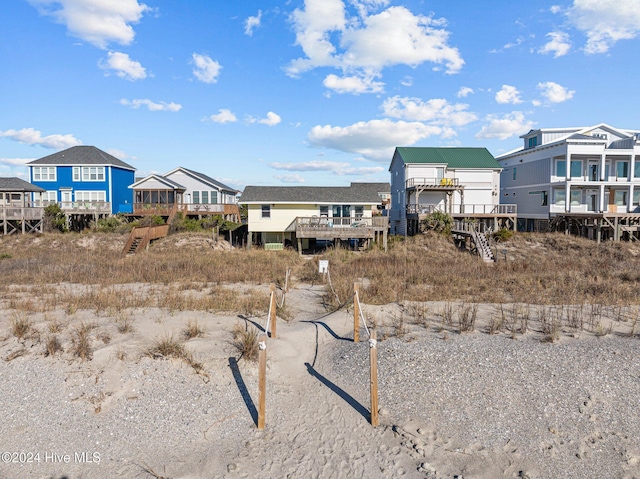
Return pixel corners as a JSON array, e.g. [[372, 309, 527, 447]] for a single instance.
[[318, 260, 329, 274]]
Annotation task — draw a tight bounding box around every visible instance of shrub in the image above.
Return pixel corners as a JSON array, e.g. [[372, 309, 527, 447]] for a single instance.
[[421, 211, 453, 235], [492, 228, 515, 242], [44, 204, 68, 232]]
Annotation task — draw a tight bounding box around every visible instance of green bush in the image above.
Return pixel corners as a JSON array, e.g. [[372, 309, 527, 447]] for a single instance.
[[492, 228, 515, 242], [95, 214, 132, 233], [420, 211, 453, 235], [43, 204, 68, 232]]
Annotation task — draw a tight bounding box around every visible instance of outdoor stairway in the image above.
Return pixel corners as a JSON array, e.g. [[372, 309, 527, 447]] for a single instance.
[[122, 224, 170, 256], [472, 230, 495, 263]]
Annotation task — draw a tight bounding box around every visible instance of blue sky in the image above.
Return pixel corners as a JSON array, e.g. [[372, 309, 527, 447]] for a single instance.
[[1, 0, 640, 190]]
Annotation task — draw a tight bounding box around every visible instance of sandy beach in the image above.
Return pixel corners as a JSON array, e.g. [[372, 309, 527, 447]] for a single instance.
[[1, 281, 640, 479]]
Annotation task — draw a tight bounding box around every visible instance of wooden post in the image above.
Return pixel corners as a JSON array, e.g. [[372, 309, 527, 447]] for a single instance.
[[269, 283, 277, 339], [353, 283, 360, 343], [369, 330, 379, 427], [257, 333, 267, 430]]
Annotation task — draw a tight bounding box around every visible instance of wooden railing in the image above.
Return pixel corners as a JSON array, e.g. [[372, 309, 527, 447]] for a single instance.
[[407, 204, 517, 215], [292, 216, 388, 239], [0, 206, 44, 221], [122, 224, 170, 255], [133, 203, 239, 216], [406, 177, 461, 188], [58, 201, 111, 214]]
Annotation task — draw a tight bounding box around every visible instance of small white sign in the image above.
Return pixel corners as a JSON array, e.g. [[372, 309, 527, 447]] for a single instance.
[[318, 260, 329, 274]]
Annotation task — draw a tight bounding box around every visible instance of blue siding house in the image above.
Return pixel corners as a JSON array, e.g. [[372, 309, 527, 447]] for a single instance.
[[27, 146, 136, 214]]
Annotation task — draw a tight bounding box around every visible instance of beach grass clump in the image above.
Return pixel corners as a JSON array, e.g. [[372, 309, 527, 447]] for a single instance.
[[183, 319, 205, 340], [231, 323, 259, 362], [71, 322, 94, 360], [44, 335, 63, 357], [10, 314, 32, 339], [458, 302, 478, 333]]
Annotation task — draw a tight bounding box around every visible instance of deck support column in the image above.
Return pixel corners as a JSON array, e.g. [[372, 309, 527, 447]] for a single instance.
[[247, 232, 252, 250]]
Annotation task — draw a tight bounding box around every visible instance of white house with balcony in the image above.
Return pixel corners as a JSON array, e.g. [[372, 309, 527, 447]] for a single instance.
[[389, 147, 512, 236], [496, 123, 640, 240]]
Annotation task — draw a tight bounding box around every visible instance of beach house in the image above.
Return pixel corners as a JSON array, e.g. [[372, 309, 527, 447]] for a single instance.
[[239, 182, 389, 252], [496, 123, 640, 240], [27, 146, 136, 215], [389, 147, 514, 236]]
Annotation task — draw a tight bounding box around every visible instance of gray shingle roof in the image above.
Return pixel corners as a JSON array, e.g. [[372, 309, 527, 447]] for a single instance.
[[129, 174, 186, 190], [240, 182, 389, 204], [172, 167, 239, 193], [0, 177, 46, 192], [27, 146, 135, 170]]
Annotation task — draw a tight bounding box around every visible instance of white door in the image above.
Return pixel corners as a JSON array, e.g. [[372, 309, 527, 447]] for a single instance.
[[61, 191, 71, 205]]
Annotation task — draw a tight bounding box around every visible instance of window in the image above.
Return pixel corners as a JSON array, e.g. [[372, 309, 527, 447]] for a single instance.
[[528, 137, 538, 148], [555, 160, 566, 177], [541, 191, 548, 206], [43, 191, 57, 205], [614, 190, 628, 206], [570, 160, 582, 178], [570, 190, 582, 206], [77, 167, 105, 181], [355, 206, 364, 218], [633, 190, 640, 206], [75, 191, 106, 202], [201, 191, 209, 204], [616, 161, 629, 179], [261, 205, 271, 218], [319, 205, 329, 217], [193, 191, 200, 204], [512, 167, 517, 181], [554, 190, 566, 206], [211, 191, 218, 204], [32, 166, 56, 181], [634, 162, 640, 178]]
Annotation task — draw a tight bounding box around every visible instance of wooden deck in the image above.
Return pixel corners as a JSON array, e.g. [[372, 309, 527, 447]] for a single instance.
[[291, 216, 389, 240], [132, 203, 240, 220]]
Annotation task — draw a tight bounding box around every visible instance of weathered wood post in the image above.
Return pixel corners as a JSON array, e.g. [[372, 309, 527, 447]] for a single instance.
[[269, 283, 277, 339], [257, 333, 267, 430], [353, 283, 360, 343], [369, 330, 379, 427]]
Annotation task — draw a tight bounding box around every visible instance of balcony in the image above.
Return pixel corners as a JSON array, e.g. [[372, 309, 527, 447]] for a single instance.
[[407, 204, 517, 216], [406, 177, 462, 189], [0, 205, 45, 221], [59, 201, 111, 214], [133, 203, 240, 218], [291, 216, 389, 239]]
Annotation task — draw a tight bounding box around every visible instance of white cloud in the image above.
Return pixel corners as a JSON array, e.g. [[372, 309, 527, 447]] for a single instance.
[[495, 85, 523, 104], [99, 51, 146, 80], [106, 148, 135, 161], [0, 157, 33, 167], [270, 161, 350, 171], [567, 0, 640, 54], [323, 73, 384, 94], [258, 112, 282, 126], [537, 81, 575, 103], [457, 86, 474, 98], [550, 5, 563, 14], [208, 109, 237, 124], [0, 127, 82, 149], [275, 174, 305, 183], [287, 1, 464, 84], [308, 119, 451, 162], [27, 0, 149, 49], [381, 96, 477, 127], [270, 160, 384, 176], [120, 98, 181, 111], [538, 31, 571, 57], [244, 10, 262, 36], [475, 112, 534, 140], [192, 53, 222, 83], [400, 76, 413, 87]]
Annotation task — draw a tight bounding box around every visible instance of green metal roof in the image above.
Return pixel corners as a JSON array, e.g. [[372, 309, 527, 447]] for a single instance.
[[394, 147, 501, 169]]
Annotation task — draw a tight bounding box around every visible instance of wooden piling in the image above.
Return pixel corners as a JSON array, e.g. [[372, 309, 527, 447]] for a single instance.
[[353, 283, 360, 343], [257, 333, 267, 430], [269, 283, 277, 339], [369, 330, 379, 427]]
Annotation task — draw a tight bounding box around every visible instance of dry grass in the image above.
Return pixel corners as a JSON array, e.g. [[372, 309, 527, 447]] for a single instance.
[[44, 335, 63, 357], [2, 231, 640, 324], [144, 334, 204, 375], [182, 320, 205, 340], [231, 322, 259, 362], [71, 322, 94, 360], [10, 314, 32, 339]]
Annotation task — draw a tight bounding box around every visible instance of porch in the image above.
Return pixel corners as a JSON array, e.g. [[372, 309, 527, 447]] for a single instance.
[[406, 203, 517, 235]]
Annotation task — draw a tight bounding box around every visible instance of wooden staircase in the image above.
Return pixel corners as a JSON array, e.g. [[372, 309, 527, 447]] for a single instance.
[[472, 230, 495, 263], [122, 224, 170, 256]]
